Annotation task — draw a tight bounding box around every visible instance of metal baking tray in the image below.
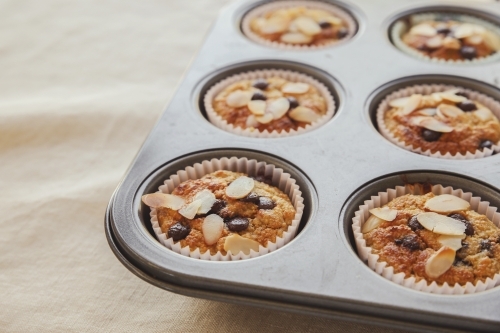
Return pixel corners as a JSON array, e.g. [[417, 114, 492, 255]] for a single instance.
[[104, 0, 500, 331]]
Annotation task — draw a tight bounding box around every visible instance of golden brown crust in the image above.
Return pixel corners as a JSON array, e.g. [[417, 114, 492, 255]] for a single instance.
[[363, 193, 500, 286], [156, 170, 296, 255]]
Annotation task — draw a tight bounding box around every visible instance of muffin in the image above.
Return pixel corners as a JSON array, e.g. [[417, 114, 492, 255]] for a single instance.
[[204, 69, 335, 137], [141, 158, 304, 260], [377, 85, 500, 158], [392, 13, 500, 64], [352, 184, 500, 293], [241, 1, 356, 50]]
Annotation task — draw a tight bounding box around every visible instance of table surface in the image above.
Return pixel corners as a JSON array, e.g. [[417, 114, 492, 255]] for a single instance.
[[2, 0, 489, 332]]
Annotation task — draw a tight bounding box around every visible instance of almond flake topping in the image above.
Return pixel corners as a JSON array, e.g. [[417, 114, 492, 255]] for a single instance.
[[465, 34, 483, 45], [474, 108, 494, 121], [193, 189, 217, 214], [453, 24, 475, 39], [280, 32, 312, 44], [141, 193, 185, 210], [226, 90, 252, 108], [401, 94, 422, 115], [246, 114, 259, 128], [436, 104, 464, 119], [294, 16, 322, 36], [226, 176, 255, 199], [443, 36, 461, 50], [410, 23, 437, 37], [437, 234, 466, 251], [178, 199, 203, 219], [260, 17, 288, 34], [224, 234, 261, 255], [417, 212, 466, 236], [440, 92, 467, 103], [389, 97, 410, 108], [281, 82, 310, 94], [202, 214, 224, 245], [361, 215, 384, 233], [418, 117, 453, 133], [248, 100, 266, 116], [425, 35, 443, 49], [424, 194, 470, 214], [415, 108, 437, 116], [255, 113, 274, 124], [369, 207, 397, 221], [425, 246, 456, 278], [267, 97, 290, 120], [288, 106, 320, 123]]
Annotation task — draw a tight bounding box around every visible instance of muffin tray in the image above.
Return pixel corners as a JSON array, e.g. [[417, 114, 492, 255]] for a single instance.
[[105, 0, 500, 331]]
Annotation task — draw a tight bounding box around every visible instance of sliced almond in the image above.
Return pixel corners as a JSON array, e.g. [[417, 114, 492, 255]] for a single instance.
[[226, 176, 254, 199], [223, 234, 260, 255], [474, 108, 494, 121], [320, 15, 342, 26], [247, 100, 266, 116], [361, 215, 384, 233], [193, 189, 217, 214], [438, 234, 466, 251], [267, 97, 290, 119], [425, 35, 443, 49], [178, 199, 203, 219], [389, 97, 410, 108], [454, 24, 475, 39], [465, 34, 483, 45], [369, 207, 398, 222], [246, 114, 259, 128], [425, 246, 456, 278], [410, 116, 433, 126], [226, 90, 252, 108], [281, 82, 310, 94], [202, 214, 224, 245], [409, 23, 437, 37], [280, 32, 312, 44], [424, 194, 470, 214], [437, 103, 464, 119], [255, 113, 274, 124], [304, 9, 332, 22], [266, 89, 283, 98], [294, 16, 322, 36], [484, 31, 500, 51], [401, 94, 422, 115], [419, 117, 453, 133], [260, 17, 288, 34], [415, 108, 437, 116], [141, 193, 185, 210], [431, 92, 444, 103], [417, 212, 466, 236], [440, 93, 467, 103], [288, 106, 320, 123], [442, 36, 461, 50]]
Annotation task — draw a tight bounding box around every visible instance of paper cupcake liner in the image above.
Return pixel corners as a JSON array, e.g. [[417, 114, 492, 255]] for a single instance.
[[204, 69, 336, 138], [148, 157, 305, 261], [391, 12, 500, 65], [352, 183, 500, 294], [241, 0, 357, 51], [376, 84, 500, 159]]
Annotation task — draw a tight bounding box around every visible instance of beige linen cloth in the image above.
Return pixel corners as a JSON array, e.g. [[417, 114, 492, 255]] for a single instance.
[[0, 1, 411, 332]]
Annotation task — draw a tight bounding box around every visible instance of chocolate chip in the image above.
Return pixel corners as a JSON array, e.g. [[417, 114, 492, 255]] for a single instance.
[[448, 213, 474, 236], [460, 46, 477, 60], [408, 215, 424, 231], [479, 140, 493, 150], [422, 129, 442, 142], [226, 217, 249, 232], [454, 258, 471, 266], [437, 27, 451, 34], [252, 79, 269, 90], [456, 101, 477, 112], [455, 91, 469, 98], [258, 197, 275, 210], [167, 222, 191, 241], [241, 192, 260, 204], [254, 175, 273, 185], [480, 239, 492, 252], [287, 97, 299, 110], [394, 235, 421, 251], [251, 92, 267, 101], [337, 27, 348, 39], [318, 20, 332, 29], [208, 199, 226, 215]]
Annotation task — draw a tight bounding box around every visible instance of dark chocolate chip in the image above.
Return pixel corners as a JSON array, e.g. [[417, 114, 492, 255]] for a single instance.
[[455, 91, 469, 98], [436, 27, 451, 35], [460, 46, 477, 60], [422, 129, 442, 142], [454, 258, 471, 266], [394, 234, 421, 251], [408, 215, 424, 231], [318, 20, 332, 29], [251, 92, 267, 101], [287, 97, 299, 110], [226, 217, 250, 232], [167, 222, 191, 241], [241, 192, 260, 204], [456, 100, 477, 112], [254, 175, 273, 185], [258, 197, 275, 210], [208, 199, 226, 215], [252, 79, 269, 90], [479, 140, 493, 151], [448, 213, 474, 236], [337, 27, 348, 39], [480, 239, 492, 252]]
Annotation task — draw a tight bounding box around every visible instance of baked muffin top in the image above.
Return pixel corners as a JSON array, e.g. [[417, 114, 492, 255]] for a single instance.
[[402, 20, 500, 61], [382, 88, 500, 155], [249, 6, 350, 46], [362, 192, 500, 286], [212, 76, 327, 133], [142, 170, 296, 255]]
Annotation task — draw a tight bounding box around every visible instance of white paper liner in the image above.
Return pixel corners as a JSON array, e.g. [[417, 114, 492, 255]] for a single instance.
[[352, 184, 500, 294], [391, 12, 500, 65], [148, 157, 304, 261], [241, 0, 357, 51], [376, 84, 500, 159], [204, 69, 335, 138]]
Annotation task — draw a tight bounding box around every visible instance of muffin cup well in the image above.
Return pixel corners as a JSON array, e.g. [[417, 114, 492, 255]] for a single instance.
[[352, 183, 500, 294], [376, 84, 500, 159], [204, 69, 335, 138], [391, 12, 500, 65], [241, 0, 356, 50], [149, 157, 304, 261]]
